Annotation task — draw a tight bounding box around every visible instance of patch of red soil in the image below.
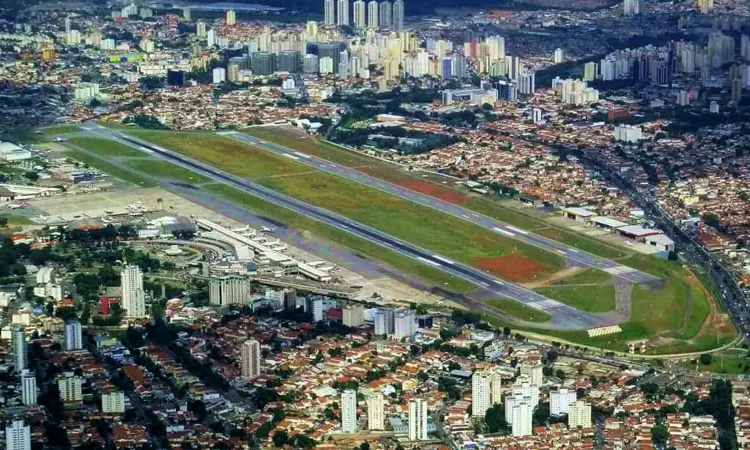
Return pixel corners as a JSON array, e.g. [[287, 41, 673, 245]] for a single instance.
[[398, 179, 468, 205], [475, 254, 549, 282]]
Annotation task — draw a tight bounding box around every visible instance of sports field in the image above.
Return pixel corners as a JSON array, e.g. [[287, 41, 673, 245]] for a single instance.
[[124, 130, 567, 282]]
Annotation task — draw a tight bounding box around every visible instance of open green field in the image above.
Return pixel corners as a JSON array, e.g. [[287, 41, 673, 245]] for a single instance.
[[122, 159, 211, 184], [125, 130, 567, 282], [63, 149, 157, 188], [552, 268, 613, 285], [68, 137, 146, 158], [243, 126, 630, 259], [41, 124, 81, 135], [485, 297, 552, 323], [679, 349, 749, 375], [535, 285, 616, 312]]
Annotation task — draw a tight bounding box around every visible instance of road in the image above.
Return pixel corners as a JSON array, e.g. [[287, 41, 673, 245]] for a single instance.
[[80, 123, 606, 329], [224, 130, 659, 285]]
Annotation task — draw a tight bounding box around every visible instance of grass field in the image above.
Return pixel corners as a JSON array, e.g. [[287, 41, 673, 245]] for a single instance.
[[122, 159, 211, 184], [243, 127, 631, 260], [63, 149, 157, 188], [41, 124, 81, 135], [485, 297, 552, 323], [679, 349, 749, 375], [535, 285, 616, 312], [552, 268, 612, 285], [68, 137, 146, 158], [126, 130, 567, 282]]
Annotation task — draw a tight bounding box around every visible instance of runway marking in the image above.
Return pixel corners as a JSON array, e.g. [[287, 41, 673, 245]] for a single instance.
[[479, 281, 490, 288], [432, 255, 454, 265], [493, 227, 515, 237], [293, 152, 309, 158], [556, 250, 566, 254], [506, 225, 529, 235], [568, 248, 579, 253], [283, 154, 299, 160], [417, 256, 441, 267]]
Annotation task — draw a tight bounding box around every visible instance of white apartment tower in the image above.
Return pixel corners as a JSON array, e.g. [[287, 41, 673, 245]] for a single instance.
[[58, 373, 83, 402], [510, 399, 533, 437], [392, 0, 404, 31], [393, 310, 415, 338], [102, 391, 126, 413], [337, 0, 350, 25], [623, 0, 640, 14], [353, 0, 366, 27], [209, 275, 249, 306], [378, 1, 392, 29], [324, 0, 336, 26], [64, 319, 83, 351], [226, 10, 236, 25], [520, 363, 543, 387], [21, 370, 37, 406], [5, 420, 31, 450], [472, 370, 502, 417], [554, 48, 564, 63], [550, 388, 577, 416], [12, 328, 27, 373], [342, 304, 365, 327], [341, 389, 358, 433], [196, 22, 207, 37], [121, 265, 146, 318], [241, 339, 261, 379], [367, 0, 379, 28], [408, 398, 427, 441], [568, 401, 592, 428], [367, 393, 385, 430]]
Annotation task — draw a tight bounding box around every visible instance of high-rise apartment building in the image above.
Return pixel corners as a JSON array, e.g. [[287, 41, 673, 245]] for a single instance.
[[697, 0, 713, 13], [21, 370, 37, 406], [392, 0, 404, 31], [374, 308, 395, 335], [102, 391, 126, 413], [341, 389, 358, 433], [213, 67, 226, 83], [343, 304, 365, 327], [196, 22, 206, 37], [509, 397, 533, 437], [378, 1, 392, 29], [324, 0, 336, 25], [353, 0, 366, 27], [121, 265, 146, 318], [64, 319, 82, 351], [623, 0, 640, 15], [554, 48, 564, 63], [12, 328, 27, 373], [367, 393, 384, 430], [241, 339, 261, 379], [58, 373, 83, 402], [336, 0, 350, 25], [209, 275, 249, 306], [367, 0, 379, 28], [520, 363, 543, 387], [5, 420, 31, 450], [226, 10, 235, 25], [472, 370, 503, 417], [550, 388, 577, 416], [408, 398, 427, 441], [568, 401, 592, 428], [393, 310, 415, 338]]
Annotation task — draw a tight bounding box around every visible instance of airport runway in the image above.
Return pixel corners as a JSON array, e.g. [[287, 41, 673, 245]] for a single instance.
[[80, 123, 607, 329], [225, 130, 659, 285]]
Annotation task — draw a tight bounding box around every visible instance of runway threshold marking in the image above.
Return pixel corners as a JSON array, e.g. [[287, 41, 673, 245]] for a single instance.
[[432, 255, 454, 265], [417, 256, 441, 267], [493, 227, 515, 237], [506, 225, 529, 235]]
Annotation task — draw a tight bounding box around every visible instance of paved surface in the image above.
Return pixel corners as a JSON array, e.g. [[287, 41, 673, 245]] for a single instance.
[[78, 123, 616, 329], [225, 130, 659, 285]]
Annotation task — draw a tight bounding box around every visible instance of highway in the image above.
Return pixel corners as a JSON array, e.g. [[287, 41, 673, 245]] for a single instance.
[[224, 130, 659, 285], [80, 123, 605, 329]]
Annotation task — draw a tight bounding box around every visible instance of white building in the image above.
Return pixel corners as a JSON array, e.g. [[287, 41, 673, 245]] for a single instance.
[[367, 393, 384, 430], [520, 363, 543, 387], [341, 389, 358, 433], [392, 0, 404, 31], [121, 265, 146, 318], [509, 397, 533, 437], [226, 10, 236, 25], [343, 304, 365, 327], [74, 83, 100, 103], [568, 401, 592, 428], [5, 420, 30, 450], [324, 0, 335, 26], [353, 0, 366, 27], [374, 308, 395, 335], [408, 398, 427, 441], [21, 370, 37, 406], [213, 67, 226, 84], [58, 373, 83, 402], [510, 377, 539, 408], [12, 328, 27, 373], [209, 275, 249, 307], [102, 391, 126, 413], [554, 48, 564, 63], [613, 125, 643, 143], [241, 339, 261, 379], [393, 310, 415, 338], [336, 0, 350, 25], [367, 0, 379, 28], [472, 370, 502, 417], [64, 319, 82, 351], [550, 388, 577, 416], [623, 0, 640, 15]]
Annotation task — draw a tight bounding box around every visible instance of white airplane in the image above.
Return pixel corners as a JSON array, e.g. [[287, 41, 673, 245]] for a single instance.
[[261, 226, 275, 233]]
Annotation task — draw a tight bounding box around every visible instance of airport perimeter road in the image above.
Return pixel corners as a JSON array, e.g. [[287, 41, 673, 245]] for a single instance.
[[225, 131, 658, 285], [81, 123, 605, 329]]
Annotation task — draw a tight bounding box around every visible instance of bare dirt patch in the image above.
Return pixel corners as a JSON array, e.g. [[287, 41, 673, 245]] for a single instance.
[[475, 254, 549, 282]]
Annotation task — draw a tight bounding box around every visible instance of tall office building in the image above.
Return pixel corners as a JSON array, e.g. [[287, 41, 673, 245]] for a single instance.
[[568, 401, 592, 428], [209, 275, 249, 306], [337, 0, 350, 25], [408, 398, 427, 441], [226, 10, 236, 25], [367, 393, 384, 430], [121, 265, 146, 318], [102, 391, 126, 413], [472, 370, 502, 417], [324, 0, 336, 26], [12, 328, 27, 373], [241, 339, 261, 379], [341, 389, 358, 433], [353, 0, 366, 27], [21, 370, 37, 406], [379, 1, 392, 29], [392, 0, 404, 31], [58, 373, 83, 402], [554, 48, 564, 63], [623, 0, 639, 15], [550, 388, 577, 416], [64, 319, 82, 351], [5, 420, 31, 450], [367, 0, 379, 28]]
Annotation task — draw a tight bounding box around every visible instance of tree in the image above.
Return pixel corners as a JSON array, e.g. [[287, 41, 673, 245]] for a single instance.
[[484, 404, 509, 434], [700, 353, 713, 365], [360, 443, 370, 450], [272, 430, 289, 447]]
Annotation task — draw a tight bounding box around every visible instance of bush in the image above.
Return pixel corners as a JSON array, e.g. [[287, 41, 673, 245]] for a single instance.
[[700, 354, 713, 365]]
